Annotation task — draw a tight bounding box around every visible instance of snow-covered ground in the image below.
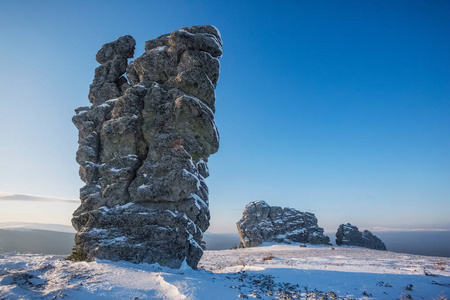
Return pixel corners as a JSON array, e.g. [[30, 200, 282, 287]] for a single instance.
[[1, 243, 449, 299]]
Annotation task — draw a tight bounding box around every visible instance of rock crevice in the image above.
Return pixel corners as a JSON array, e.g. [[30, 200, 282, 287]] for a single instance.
[[72, 25, 222, 269]]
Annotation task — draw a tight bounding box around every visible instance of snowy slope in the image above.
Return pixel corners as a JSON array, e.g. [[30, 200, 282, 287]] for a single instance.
[[1, 244, 449, 299]]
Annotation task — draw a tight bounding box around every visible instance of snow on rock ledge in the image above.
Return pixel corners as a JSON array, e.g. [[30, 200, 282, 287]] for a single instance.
[[71, 25, 222, 269], [236, 201, 330, 247], [335, 223, 387, 250]]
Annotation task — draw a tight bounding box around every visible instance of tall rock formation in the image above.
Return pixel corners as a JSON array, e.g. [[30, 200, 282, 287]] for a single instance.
[[71, 25, 222, 269], [335, 223, 387, 250], [236, 201, 330, 247]]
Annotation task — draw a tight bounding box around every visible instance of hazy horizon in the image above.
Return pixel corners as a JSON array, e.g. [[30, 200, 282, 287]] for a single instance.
[[1, 195, 449, 236], [1, 225, 449, 258]]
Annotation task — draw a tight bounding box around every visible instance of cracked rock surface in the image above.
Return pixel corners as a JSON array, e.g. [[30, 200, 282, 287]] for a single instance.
[[236, 201, 330, 247], [72, 25, 222, 269], [335, 223, 387, 250]]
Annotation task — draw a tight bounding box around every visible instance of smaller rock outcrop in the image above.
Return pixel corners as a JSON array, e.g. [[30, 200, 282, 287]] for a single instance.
[[236, 201, 330, 247], [335, 223, 386, 250]]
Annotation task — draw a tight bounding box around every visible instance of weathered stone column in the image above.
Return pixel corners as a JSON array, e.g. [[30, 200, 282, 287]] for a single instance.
[[71, 25, 222, 269]]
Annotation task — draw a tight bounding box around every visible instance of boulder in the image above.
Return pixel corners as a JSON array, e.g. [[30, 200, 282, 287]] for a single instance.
[[335, 223, 387, 250], [236, 201, 330, 247]]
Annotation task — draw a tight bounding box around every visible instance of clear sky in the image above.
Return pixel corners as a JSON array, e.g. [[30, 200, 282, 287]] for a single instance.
[[0, 0, 449, 234]]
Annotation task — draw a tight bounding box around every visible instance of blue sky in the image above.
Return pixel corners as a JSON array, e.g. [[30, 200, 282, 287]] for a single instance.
[[0, 0, 449, 233]]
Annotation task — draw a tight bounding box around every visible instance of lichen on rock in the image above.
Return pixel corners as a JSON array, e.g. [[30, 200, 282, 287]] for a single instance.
[[72, 25, 222, 269], [236, 201, 330, 247]]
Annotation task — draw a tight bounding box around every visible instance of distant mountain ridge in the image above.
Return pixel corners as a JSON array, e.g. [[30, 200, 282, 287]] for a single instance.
[[0, 228, 74, 255], [1, 224, 449, 257]]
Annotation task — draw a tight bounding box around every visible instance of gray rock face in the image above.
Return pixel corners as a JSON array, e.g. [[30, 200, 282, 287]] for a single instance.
[[335, 223, 387, 250], [89, 35, 136, 106], [236, 201, 330, 247], [72, 25, 222, 269]]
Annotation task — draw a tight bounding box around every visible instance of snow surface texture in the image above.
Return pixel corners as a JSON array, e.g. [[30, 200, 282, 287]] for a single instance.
[[237, 201, 330, 247], [71, 25, 222, 269], [2, 244, 448, 299]]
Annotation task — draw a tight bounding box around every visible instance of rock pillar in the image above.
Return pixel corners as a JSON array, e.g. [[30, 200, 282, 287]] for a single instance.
[[71, 25, 222, 269]]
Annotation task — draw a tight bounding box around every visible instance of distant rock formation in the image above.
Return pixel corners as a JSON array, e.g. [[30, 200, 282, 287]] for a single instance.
[[71, 25, 222, 269], [335, 223, 386, 250], [236, 201, 330, 247]]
